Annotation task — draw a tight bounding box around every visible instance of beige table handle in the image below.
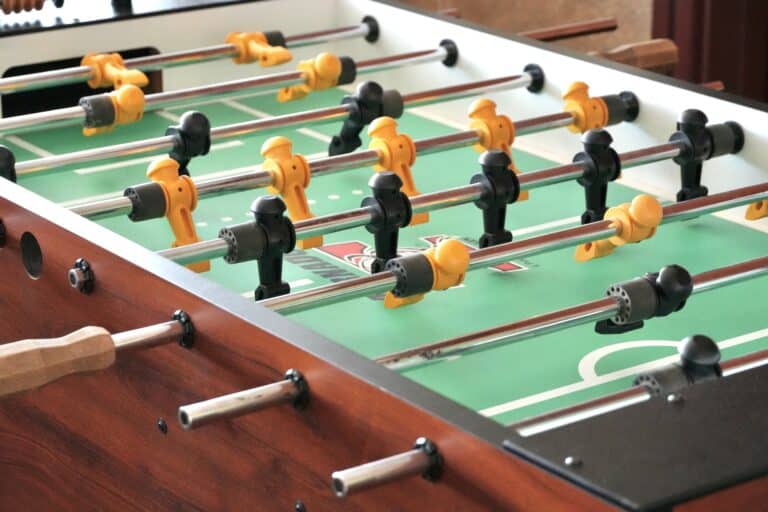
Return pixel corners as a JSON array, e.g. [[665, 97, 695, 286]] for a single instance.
[[0, 326, 116, 397]]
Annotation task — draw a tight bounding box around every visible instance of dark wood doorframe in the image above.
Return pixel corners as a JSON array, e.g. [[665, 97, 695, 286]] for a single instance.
[[653, 0, 768, 102]]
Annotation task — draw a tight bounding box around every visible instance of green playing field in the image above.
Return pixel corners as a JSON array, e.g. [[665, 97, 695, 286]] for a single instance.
[[10, 87, 768, 426]]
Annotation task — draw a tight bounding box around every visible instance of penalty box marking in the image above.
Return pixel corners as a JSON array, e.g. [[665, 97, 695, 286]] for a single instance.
[[479, 326, 768, 418]]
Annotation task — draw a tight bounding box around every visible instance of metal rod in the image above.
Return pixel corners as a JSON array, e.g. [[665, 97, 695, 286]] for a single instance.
[[402, 74, 532, 108], [64, 74, 539, 216], [378, 298, 621, 369], [112, 320, 182, 351], [511, 346, 768, 437], [261, 272, 398, 314], [378, 254, 768, 371], [331, 448, 432, 497], [258, 183, 767, 314], [157, 238, 230, 265], [0, 106, 85, 134], [513, 388, 651, 437], [17, 105, 351, 176], [3, 45, 451, 136], [0, 23, 371, 95], [356, 47, 447, 74], [515, 112, 574, 136], [178, 378, 300, 430], [283, 23, 370, 47]]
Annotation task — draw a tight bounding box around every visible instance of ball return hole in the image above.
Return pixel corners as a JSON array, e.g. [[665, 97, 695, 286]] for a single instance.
[[20, 231, 42, 278]]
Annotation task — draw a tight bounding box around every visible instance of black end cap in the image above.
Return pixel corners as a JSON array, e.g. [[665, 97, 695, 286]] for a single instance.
[[0, 145, 16, 182], [337, 56, 357, 86], [166, 111, 212, 167], [414, 437, 443, 482], [286, 368, 310, 409], [602, 91, 640, 125], [581, 128, 613, 148], [124, 182, 167, 222], [252, 194, 287, 216], [381, 89, 404, 119], [678, 108, 708, 129], [678, 334, 721, 368], [263, 30, 286, 48], [362, 15, 380, 43], [439, 39, 459, 67], [172, 309, 195, 348], [80, 93, 116, 129], [523, 63, 545, 93], [654, 264, 693, 316], [708, 121, 745, 158]]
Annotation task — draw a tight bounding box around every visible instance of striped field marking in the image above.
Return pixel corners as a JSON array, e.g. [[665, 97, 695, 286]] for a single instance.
[[221, 100, 332, 143], [74, 140, 244, 175], [3, 134, 53, 157]]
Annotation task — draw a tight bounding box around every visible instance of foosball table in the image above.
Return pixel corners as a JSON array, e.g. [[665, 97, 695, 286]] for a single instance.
[[0, 1, 766, 510]]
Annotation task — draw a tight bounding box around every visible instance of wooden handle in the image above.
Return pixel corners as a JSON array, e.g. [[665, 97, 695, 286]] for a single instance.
[[0, 327, 116, 397], [591, 38, 679, 74]]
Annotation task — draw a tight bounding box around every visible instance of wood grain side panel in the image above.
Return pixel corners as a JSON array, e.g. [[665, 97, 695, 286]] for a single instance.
[[0, 191, 608, 510]]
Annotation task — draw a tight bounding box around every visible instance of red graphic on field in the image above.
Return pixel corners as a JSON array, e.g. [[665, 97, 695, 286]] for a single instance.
[[314, 235, 526, 273]]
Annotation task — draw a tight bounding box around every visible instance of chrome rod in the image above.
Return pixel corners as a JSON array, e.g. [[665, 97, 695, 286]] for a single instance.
[[468, 221, 617, 270], [66, 101, 565, 218], [356, 47, 448, 74], [68, 195, 133, 218], [294, 206, 374, 239], [379, 298, 621, 369], [402, 74, 532, 108], [0, 24, 373, 94], [0, 66, 94, 94], [691, 256, 768, 295], [143, 73, 305, 110], [285, 23, 370, 47], [380, 256, 768, 369], [18, 105, 351, 176], [157, 238, 230, 265], [21, 73, 533, 177], [16, 134, 174, 175], [662, 183, 768, 223], [261, 272, 398, 314], [124, 44, 237, 71], [514, 388, 652, 437], [112, 320, 182, 351], [512, 346, 768, 437], [0, 106, 85, 134], [515, 112, 574, 136], [331, 446, 433, 497], [3, 45, 448, 136], [178, 377, 300, 430], [258, 184, 766, 315], [619, 141, 684, 168], [309, 149, 380, 177], [722, 348, 768, 377]]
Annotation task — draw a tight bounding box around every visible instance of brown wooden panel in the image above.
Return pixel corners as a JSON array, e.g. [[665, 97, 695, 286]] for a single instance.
[[0, 181, 609, 510], [676, 474, 768, 511]]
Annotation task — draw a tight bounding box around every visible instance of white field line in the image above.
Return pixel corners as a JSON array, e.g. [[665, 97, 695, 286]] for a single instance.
[[74, 140, 243, 175], [479, 327, 768, 417], [3, 134, 53, 157], [221, 100, 332, 143], [153, 110, 181, 122], [512, 215, 580, 237]]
